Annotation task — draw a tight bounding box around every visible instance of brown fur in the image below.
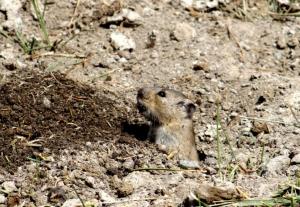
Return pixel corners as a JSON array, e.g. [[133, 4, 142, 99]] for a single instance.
[[137, 87, 199, 167]]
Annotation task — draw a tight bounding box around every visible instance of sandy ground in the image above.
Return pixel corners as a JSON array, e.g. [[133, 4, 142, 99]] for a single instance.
[[0, 0, 299, 206]]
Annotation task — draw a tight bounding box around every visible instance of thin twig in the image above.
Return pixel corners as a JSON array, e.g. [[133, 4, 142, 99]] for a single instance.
[[216, 103, 222, 177], [31, 52, 87, 59], [69, 0, 81, 27], [288, 105, 299, 124], [133, 167, 204, 172], [72, 185, 86, 207], [102, 197, 157, 205]]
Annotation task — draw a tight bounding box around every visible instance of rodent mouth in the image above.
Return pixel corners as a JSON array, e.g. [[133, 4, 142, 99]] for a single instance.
[[137, 101, 160, 125], [137, 102, 147, 113]]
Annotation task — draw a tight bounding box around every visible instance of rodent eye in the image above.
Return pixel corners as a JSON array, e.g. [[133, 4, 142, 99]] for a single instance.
[[157, 91, 166, 97]]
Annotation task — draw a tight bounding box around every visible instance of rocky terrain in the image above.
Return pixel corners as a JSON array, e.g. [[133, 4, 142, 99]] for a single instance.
[[0, 0, 299, 206]]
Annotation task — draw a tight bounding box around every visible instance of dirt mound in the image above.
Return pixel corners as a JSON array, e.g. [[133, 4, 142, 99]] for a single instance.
[[0, 72, 134, 172]]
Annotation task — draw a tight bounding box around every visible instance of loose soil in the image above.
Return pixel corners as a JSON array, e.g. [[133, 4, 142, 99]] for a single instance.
[[0, 72, 136, 172], [0, 0, 300, 206]]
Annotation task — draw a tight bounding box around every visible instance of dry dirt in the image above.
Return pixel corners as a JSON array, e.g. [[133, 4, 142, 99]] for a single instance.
[[0, 0, 300, 206]]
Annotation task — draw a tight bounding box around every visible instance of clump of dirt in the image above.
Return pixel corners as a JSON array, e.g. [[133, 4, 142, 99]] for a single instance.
[[0, 72, 133, 172]]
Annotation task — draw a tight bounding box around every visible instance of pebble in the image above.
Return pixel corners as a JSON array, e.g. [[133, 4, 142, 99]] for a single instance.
[[180, 0, 193, 8], [98, 190, 116, 203], [291, 154, 300, 164], [150, 51, 159, 58], [206, 0, 219, 9], [180, 0, 222, 11], [62, 198, 81, 207], [266, 155, 290, 175], [122, 158, 135, 170], [110, 32, 136, 51], [0, 194, 6, 204], [171, 23, 196, 41], [143, 7, 155, 16], [2, 181, 17, 193], [287, 165, 299, 176], [85, 176, 96, 188], [116, 181, 134, 197], [104, 8, 142, 27], [287, 37, 298, 48], [43, 97, 51, 109], [192, 61, 209, 72], [204, 124, 217, 141], [276, 36, 286, 49], [0, 0, 23, 29]]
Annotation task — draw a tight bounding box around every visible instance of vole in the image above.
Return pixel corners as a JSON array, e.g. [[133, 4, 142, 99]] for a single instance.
[[137, 87, 200, 168]]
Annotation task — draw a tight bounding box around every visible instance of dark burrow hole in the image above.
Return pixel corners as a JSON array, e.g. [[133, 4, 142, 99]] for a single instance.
[[197, 149, 207, 161], [256, 95, 267, 105], [121, 122, 150, 141]]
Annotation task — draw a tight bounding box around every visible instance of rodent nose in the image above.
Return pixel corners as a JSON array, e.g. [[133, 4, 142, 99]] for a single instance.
[[137, 88, 144, 99]]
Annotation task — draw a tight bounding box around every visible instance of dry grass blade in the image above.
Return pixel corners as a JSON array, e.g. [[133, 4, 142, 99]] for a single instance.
[[32, 0, 50, 46], [216, 103, 222, 177], [133, 167, 205, 172], [69, 0, 81, 27], [102, 197, 157, 205]]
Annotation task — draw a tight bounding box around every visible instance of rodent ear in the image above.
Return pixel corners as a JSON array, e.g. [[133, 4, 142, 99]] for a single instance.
[[186, 103, 196, 118]]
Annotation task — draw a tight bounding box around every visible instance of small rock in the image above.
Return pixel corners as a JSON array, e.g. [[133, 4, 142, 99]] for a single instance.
[[43, 97, 51, 109], [170, 23, 196, 41], [277, 0, 289, 5], [251, 121, 270, 136], [0, 194, 6, 204], [98, 190, 116, 203], [106, 160, 120, 175], [206, 0, 219, 9], [0, 0, 23, 29], [110, 32, 136, 51], [287, 165, 299, 176], [192, 61, 209, 72], [143, 7, 155, 16], [275, 36, 286, 49], [118, 57, 127, 63], [204, 124, 217, 141], [85, 176, 96, 188], [178, 160, 200, 169], [120, 9, 142, 26], [287, 37, 298, 48], [2, 181, 17, 193], [266, 155, 290, 175], [117, 50, 132, 60], [2, 60, 18, 71], [150, 50, 159, 58], [32, 191, 48, 206], [48, 187, 66, 204], [207, 96, 215, 103], [116, 181, 134, 197], [102, 8, 142, 27], [205, 157, 217, 166], [291, 154, 300, 164], [146, 30, 158, 48], [180, 0, 193, 8], [122, 158, 135, 169], [62, 198, 81, 207], [193, 1, 207, 10]]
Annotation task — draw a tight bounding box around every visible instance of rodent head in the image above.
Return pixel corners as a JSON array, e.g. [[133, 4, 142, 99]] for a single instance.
[[137, 87, 196, 125]]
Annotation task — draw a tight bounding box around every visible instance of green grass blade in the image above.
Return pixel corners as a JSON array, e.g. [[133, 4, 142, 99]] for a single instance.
[[32, 0, 50, 46]]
